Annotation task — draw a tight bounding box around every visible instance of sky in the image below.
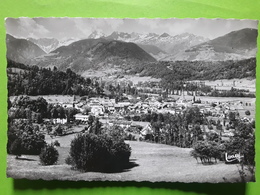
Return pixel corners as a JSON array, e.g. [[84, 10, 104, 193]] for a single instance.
[[5, 18, 258, 41]]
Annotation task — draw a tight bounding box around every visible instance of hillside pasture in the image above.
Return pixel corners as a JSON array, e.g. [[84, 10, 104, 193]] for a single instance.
[[9, 95, 75, 104], [190, 78, 255, 92], [7, 138, 250, 182]]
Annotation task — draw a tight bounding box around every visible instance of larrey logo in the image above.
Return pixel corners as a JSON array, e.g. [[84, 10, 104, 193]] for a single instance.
[[225, 153, 244, 163]]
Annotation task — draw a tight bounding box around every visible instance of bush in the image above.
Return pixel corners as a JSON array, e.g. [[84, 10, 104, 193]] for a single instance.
[[65, 155, 74, 166], [132, 115, 141, 121], [111, 141, 131, 165], [216, 124, 223, 130], [9, 138, 22, 158], [69, 133, 131, 172], [225, 134, 255, 165], [19, 132, 46, 155], [207, 132, 220, 142], [124, 115, 131, 121], [245, 110, 251, 116], [53, 124, 64, 136], [8, 122, 46, 155], [39, 144, 59, 165], [226, 125, 230, 130], [191, 141, 222, 164], [107, 126, 127, 141], [53, 140, 60, 147], [210, 119, 217, 126]]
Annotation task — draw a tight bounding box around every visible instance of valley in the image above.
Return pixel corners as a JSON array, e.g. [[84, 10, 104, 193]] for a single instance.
[[5, 18, 257, 183]]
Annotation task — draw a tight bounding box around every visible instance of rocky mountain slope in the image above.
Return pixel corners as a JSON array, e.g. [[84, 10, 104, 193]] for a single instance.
[[104, 31, 209, 59], [6, 34, 46, 64], [162, 28, 257, 61], [29, 38, 156, 73], [28, 37, 80, 53]]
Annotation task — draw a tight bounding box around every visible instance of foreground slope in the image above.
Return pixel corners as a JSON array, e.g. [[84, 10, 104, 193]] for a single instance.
[[7, 140, 247, 182]]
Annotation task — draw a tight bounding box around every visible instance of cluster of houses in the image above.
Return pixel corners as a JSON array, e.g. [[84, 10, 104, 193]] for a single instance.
[[41, 93, 253, 128], [24, 90, 254, 139]]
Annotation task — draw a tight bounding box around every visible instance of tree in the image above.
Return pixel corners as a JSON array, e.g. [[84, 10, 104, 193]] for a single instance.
[[245, 110, 251, 116], [53, 124, 64, 136], [65, 107, 78, 123], [32, 112, 43, 124], [39, 144, 59, 165], [8, 121, 46, 155], [225, 121, 255, 165], [90, 118, 102, 135], [191, 124, 203, 146], [191, 141, 222, 164], [9, 138, 22, 158], [68, 133, 131, 172], [83, 106, 91, 115], [56, 106, 66, 119], [87, 115, 95, 129], [51, 107, 59, 119], [132, 115, 141, 121], [207, 132, 220, 142], [229, 111, 237, 122], [216, 120, 223, 130], [151, 121, 163, 143], [185, 107, 203, 125]]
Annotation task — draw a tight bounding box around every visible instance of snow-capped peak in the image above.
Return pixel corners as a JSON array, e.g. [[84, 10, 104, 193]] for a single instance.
[[88, 30, 105, 39], [159, 33, 170, 37], [27, 37, 80, 53]]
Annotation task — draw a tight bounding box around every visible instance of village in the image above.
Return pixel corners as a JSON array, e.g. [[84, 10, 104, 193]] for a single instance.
[[35, 81, 255, 142], [5, 17, 257, 183]]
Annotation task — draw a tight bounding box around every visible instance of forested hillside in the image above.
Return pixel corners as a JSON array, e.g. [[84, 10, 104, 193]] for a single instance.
[[29, 38, 156, 73], [7, 59, 103, 96], [129, 58, 256, 83]]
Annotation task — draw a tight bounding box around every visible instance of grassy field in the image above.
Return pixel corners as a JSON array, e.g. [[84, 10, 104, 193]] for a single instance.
[[9, 95, 75, 104], [7, 138, 251, 182], [191, 78, 255, 92]]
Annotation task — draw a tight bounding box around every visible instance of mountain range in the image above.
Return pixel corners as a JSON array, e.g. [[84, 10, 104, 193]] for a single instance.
[[6, 28, 257, 75], [104, 31, 209, 58], [15, 31, 209, 60], [163, 28, 257, 61], [28, 37, 80, 53], [29, 38, 156, 73]]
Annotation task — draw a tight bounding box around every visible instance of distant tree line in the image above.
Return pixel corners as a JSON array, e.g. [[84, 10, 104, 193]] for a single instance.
[[210, 87, 255, 98], [9, 96, 79, 123]]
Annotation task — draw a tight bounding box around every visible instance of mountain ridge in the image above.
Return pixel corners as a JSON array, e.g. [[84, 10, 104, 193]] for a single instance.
[[6, 34, 46, 64], [162, 28, 257, 61], [28, 37, 80, 53], [103, 31, 209, 54], [29, 38, 156, 73]]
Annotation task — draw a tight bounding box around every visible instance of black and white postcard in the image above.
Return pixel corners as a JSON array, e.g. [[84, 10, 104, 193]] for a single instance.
[[6, 18, 257, 182]]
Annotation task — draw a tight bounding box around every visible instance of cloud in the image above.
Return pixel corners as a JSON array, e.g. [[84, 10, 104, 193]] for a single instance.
[[21, 18, 50, 38], [6, 18, 258, 41], [6, 18, 50, 39], [80, 18, 124, 35]]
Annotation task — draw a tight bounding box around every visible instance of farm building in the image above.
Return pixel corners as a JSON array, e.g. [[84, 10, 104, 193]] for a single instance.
[[74, 114, 89, 121]]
